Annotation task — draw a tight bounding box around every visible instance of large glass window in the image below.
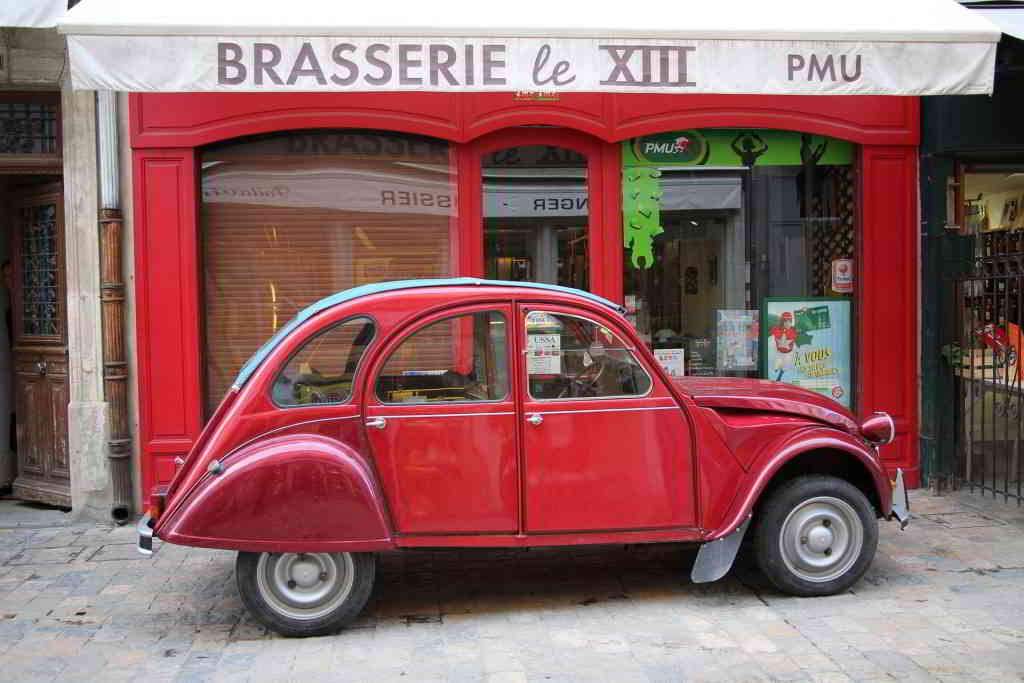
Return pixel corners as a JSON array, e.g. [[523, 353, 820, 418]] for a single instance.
[[376, 311, 509, 404], [200, 130, 456, 415], [483, 145, 589, 290], [622, 129, 856, 395]]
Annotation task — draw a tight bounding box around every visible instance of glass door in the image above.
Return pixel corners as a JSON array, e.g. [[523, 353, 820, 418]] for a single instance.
[[473, 129, 604, 293]]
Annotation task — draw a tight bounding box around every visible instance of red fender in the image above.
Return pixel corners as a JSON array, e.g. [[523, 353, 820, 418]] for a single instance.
[[155, 434, 394, 552], [704, 426, 892, 541]]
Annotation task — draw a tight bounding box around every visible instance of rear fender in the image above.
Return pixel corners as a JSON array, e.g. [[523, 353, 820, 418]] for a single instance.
[[704, 427, 891, 541], [155, 434, 394, 552]]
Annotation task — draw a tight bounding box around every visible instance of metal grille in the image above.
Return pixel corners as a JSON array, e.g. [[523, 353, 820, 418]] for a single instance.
[[0, 103, 59, 155], [810, 166, 855, 296], [20, 203, 61, 337], [946, 230, 1023, 504]]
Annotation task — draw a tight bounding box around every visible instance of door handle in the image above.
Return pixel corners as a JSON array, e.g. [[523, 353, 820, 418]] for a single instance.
[[35, 360, 47, 377], [365, 417, 387, 430], [526, 413, 543, 426]]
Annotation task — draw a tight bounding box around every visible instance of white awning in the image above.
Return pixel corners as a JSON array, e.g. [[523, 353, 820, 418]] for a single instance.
[[974, 7, 1024, 41], [1, 0, 67, 28], [57, 0, 1002, 95]]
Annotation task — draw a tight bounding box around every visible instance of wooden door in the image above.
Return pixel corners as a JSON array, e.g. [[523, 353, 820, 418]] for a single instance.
[[10, 184, 69, 507]]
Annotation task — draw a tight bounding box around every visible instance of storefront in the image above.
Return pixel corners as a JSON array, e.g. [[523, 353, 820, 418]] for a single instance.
[[58, 1, 1000, 506]]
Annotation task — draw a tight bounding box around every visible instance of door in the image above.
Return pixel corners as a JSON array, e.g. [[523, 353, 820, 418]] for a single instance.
[[11, 184, 70, 507], [519, 305, 696, 533], [471, 128, 608, 293], [363, 305, 519, 535]]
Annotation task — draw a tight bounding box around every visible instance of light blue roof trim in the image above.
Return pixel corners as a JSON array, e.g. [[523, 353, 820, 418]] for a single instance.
[[231, 278, 623, 390]]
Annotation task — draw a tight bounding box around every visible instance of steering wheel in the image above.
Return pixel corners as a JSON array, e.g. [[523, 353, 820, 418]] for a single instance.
[[558, 358, 606, 398]]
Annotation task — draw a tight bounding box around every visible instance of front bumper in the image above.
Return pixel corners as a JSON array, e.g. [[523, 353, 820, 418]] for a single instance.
[[137, 512, 154, 555], [889, 468, 911, 530]]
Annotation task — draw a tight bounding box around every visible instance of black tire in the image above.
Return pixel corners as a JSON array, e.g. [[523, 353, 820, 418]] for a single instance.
[[753, 475, 878, 597], [236, 551, 376, 637]]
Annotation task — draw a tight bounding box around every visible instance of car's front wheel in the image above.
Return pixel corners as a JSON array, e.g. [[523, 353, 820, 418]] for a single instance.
[[236, 551, 375, 637], [754, 475, 878, 596]]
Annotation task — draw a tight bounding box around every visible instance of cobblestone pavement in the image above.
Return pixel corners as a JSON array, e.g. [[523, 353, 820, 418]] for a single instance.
[[2, 490, 1024, 682]]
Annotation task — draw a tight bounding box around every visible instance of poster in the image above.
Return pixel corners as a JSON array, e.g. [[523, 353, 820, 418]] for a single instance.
[[716, 309, 759, 371], [654, 348, 685, 378], [527, 333, 561, 375], [761, 298, 853, 409]]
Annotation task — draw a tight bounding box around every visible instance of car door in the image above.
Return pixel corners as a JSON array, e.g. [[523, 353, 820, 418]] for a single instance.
[[363, 304, 519, 535], [519, 305, 696, 533]]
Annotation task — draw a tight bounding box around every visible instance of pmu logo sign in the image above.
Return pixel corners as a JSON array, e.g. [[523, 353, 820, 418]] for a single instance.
[[632, 131, 709, 165]]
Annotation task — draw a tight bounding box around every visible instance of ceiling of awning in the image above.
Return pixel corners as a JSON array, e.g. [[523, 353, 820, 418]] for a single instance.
[[56, 0, 1002, 95]]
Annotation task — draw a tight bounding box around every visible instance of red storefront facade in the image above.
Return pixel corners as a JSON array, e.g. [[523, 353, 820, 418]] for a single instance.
[[129, 91, 919, 506]]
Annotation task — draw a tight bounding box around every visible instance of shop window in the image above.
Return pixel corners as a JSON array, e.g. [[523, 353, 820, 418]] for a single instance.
[[483, 145, 589, 290], [200, 130, 456, 416], [622, 129, 856, 407], [272, 317, 374, 407], [525, 311, 651, 400], [375, 311, 509, 404]]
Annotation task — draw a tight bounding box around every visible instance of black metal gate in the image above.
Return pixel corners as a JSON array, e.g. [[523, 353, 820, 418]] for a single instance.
[[946, 230, 1023, 504]]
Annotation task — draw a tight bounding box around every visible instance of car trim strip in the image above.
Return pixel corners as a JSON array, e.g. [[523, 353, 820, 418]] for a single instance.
[[375, 411, 515, 419], [532, 406, 678, 416]]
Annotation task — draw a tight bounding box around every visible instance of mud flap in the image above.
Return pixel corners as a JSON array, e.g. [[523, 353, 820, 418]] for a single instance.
[[690, 516, 751, 584]]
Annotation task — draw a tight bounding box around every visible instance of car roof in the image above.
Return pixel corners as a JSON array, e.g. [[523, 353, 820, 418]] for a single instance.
[[232, 277, 625, 390]]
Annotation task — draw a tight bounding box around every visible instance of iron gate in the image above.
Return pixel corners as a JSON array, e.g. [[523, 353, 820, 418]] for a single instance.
[[946, 231, 1023, 504]]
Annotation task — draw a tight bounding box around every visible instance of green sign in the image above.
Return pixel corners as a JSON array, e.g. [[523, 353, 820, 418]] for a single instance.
[[624, 129, 853, 168]]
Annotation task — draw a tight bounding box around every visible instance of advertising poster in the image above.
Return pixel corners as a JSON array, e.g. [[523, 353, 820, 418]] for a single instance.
[[654, 348, 685, 378], [716, 309, 759, 371], [761, 298, 853, 408]]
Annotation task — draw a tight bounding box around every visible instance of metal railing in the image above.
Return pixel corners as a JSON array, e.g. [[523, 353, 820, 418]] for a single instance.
[[946, 238, 1023, 504]]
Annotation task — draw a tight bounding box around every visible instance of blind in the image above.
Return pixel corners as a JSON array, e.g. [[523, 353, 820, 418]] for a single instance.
[[201, 134, 455, 416]]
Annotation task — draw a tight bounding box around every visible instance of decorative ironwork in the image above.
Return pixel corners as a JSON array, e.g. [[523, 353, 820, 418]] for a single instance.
[[0, 103, 59, 155], [20, 203, 61, 337]]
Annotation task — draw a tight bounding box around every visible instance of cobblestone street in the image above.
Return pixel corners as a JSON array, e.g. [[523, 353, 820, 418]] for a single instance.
[[2, 490, 1023, 682]]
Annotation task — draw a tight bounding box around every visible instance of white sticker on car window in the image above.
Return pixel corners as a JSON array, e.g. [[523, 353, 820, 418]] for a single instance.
[[527, 333, 561, 375]]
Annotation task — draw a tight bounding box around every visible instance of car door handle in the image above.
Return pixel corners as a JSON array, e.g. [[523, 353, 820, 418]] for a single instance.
[[526, 413, 543, 426], [365, 417, 387, 430]]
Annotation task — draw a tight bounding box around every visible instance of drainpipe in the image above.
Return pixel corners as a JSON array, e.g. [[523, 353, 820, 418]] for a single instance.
[[97, 90, 131, 524]]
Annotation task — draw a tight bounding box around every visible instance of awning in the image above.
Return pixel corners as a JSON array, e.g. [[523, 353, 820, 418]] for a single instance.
[[1, 0, 68, 28], [57, 0, 1001, 95], [974, 7, 1024, 41]]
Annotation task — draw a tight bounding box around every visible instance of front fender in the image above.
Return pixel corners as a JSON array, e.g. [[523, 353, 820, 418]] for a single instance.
[[705, 426, 891, 541], [155, 434, 394, 552]]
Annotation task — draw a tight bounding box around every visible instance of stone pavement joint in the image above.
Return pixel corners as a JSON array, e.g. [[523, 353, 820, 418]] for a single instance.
[[2, 489, 1024, 681]]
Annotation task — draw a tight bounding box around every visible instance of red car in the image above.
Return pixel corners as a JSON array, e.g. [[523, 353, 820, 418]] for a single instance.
[[138, 279, 909, 637]]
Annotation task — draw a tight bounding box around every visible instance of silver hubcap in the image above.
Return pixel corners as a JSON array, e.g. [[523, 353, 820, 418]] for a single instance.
[[779, 496, 863, 583], [255, 552, 355, 621]]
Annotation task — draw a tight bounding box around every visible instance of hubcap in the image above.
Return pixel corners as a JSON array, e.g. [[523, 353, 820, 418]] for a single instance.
[[255, 552, 355, 620], [779, 496, 863, 583]]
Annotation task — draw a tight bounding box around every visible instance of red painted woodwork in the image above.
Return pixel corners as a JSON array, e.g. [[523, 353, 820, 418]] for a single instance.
[[132, 149, 203, 506], [156, 433, 392, 552], [464, 128, 612, 297], [130, 92, 918, 148], [129, 90, 922, 506], [858, 145, 919, 487], [151, 283, 896, 553]]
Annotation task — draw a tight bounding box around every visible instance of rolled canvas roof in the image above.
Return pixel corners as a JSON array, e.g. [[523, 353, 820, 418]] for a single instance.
[[57, 0, 1001, 95]]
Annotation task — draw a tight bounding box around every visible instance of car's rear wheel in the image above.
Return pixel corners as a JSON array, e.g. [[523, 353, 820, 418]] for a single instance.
[[236, 551, 375, 637], [754, 475, 877, 596]]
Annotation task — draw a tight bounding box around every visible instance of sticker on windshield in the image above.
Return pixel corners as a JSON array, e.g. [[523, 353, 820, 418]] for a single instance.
[[527, 333, 561, 375]]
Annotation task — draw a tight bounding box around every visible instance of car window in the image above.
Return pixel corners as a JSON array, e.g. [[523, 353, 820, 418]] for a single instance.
[[526, 311, 652, 400], [376, 311, 509, 403], [272, 317, 375, 407]]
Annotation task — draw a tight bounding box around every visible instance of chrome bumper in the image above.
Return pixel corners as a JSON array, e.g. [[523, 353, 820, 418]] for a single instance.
[[137, 512, 154, 555], [890, 468, 911, 530]]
